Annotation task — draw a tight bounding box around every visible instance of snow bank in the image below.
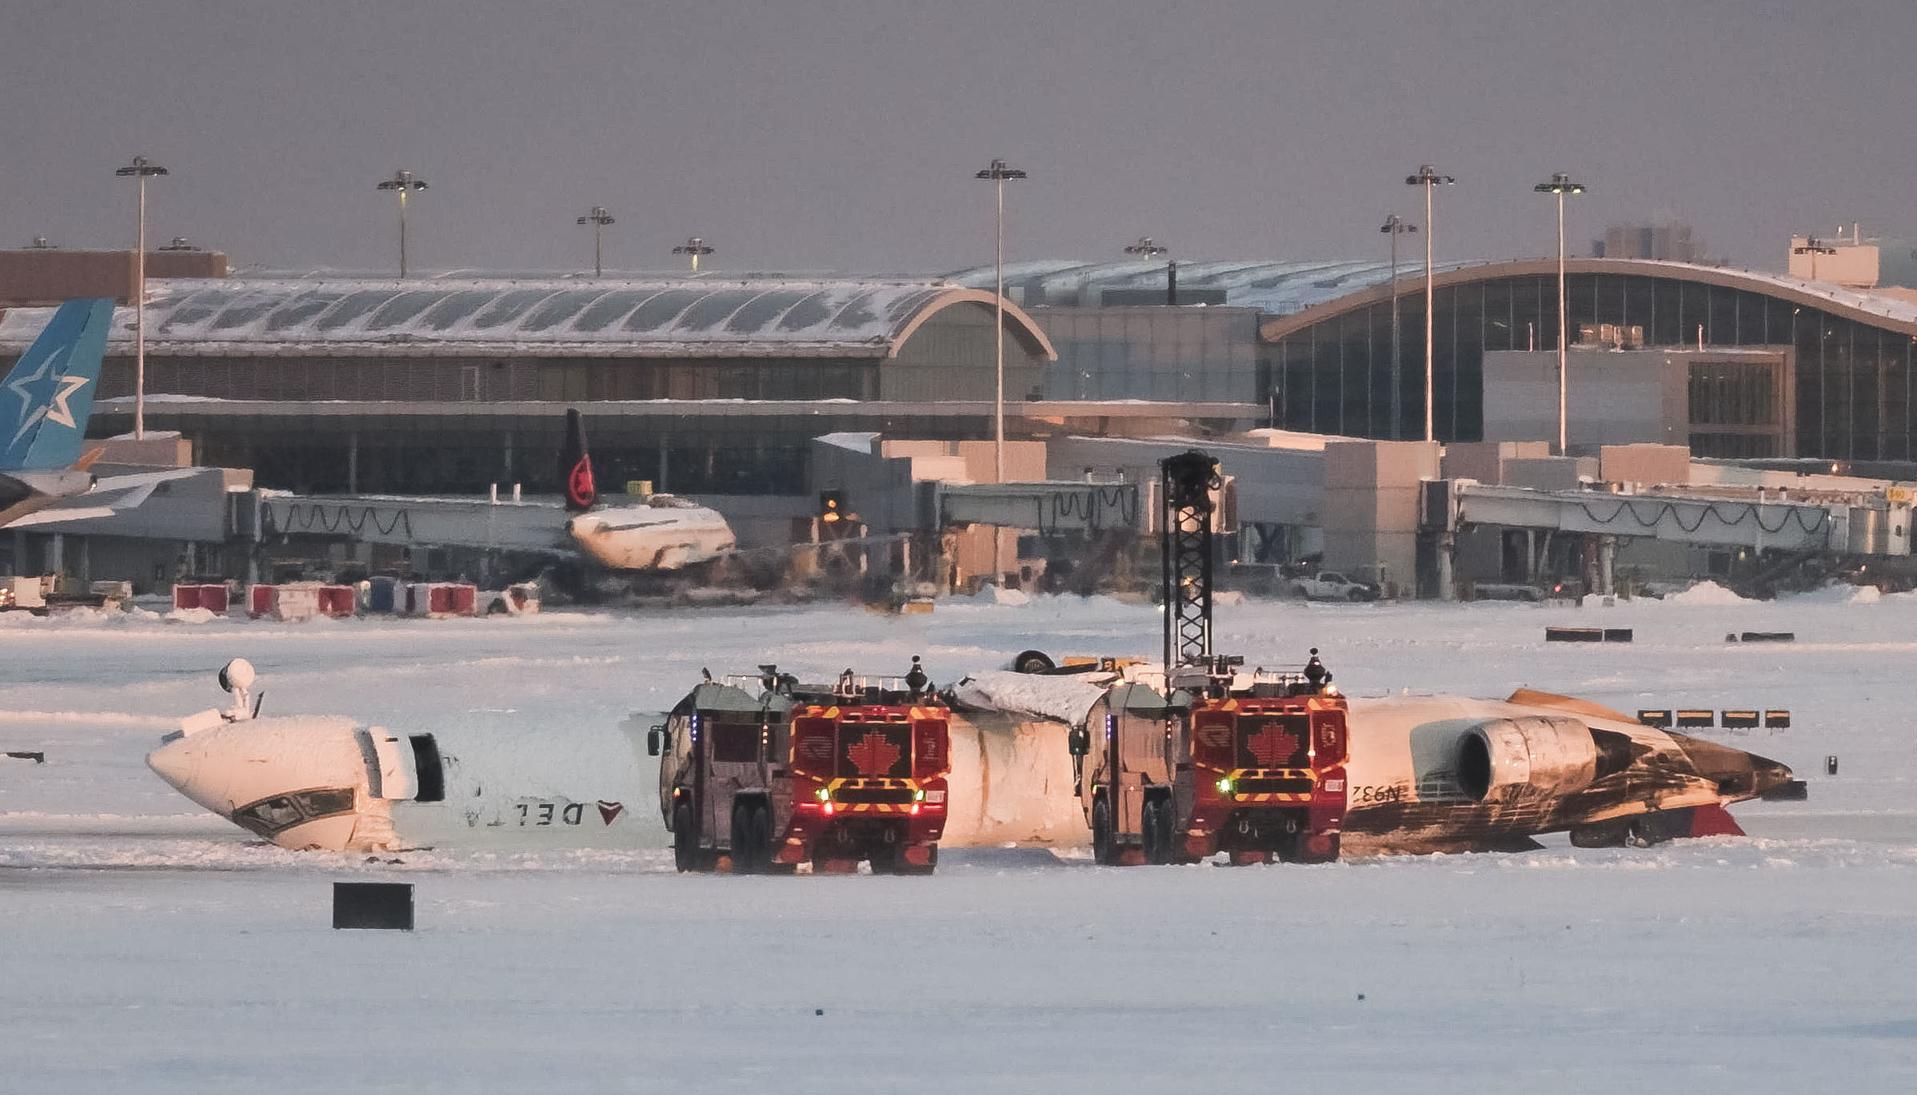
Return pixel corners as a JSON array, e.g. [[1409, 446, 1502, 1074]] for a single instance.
[[1785, 582, 1882, 605], [1668, 580, 1749, 606], [968, 584, 1031, 606]]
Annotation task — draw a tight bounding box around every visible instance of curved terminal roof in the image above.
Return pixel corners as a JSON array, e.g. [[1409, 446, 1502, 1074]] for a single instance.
[[0, 277, 1055, 360], [950, 257, 1917, 334], [1254, 258, 1917, 342]]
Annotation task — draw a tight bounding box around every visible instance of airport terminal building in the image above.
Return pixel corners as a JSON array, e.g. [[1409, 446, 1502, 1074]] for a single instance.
[[0, 274, 1249, 496], [4, 251, 1916, 497], [960, 258, 1917, 464]]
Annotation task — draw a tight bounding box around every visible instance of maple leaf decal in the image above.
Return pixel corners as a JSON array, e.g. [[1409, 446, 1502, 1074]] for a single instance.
[[1244, 725, 1302, 768], [846, 731, 904, 777]]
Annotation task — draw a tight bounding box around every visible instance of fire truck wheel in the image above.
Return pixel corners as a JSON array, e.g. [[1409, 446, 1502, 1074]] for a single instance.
[[749, 802, 774, 871], [1144, 799, 1175, 865], [672, 802, 699, 872], [731, 801, 768, 874], [1092, 798, 1117, 866], [1139, 800, 1161, 864]]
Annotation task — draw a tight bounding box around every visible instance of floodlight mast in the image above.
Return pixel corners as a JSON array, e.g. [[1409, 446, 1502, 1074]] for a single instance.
[[1404, 165, 1454, 442], [375, 170, 429, 278], [577, 207, 615, 277], [1534, 172, 1587, 454], [975, 158, 1027, 585], [1379, 214, 1418, 439], [1123, 236, 1175, 304], [673, 236, 714, 273], [116, 155, 169, 439]]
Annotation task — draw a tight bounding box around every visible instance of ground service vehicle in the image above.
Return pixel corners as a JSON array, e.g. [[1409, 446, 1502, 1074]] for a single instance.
[[1290, 570, 1379, 601], [652, 660, 951, 874], [1064, 450, 1346, 864]]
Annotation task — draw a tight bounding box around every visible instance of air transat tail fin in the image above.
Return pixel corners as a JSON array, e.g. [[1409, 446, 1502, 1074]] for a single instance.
[[559, 407, 597, 512], [1, 299, 114, 471]]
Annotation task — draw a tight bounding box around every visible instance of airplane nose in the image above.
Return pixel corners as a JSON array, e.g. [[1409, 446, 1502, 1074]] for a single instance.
[[146, 738, 196, 791]]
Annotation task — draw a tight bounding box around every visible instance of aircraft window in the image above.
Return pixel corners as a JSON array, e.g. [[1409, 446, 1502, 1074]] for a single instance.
[[296, 788, 356, 818], [233, 795, 303, 837], [409, 735, 446, 803]]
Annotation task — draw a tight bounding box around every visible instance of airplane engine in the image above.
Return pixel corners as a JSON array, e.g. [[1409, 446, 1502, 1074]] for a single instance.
[[1457, 715, 1599, 801]]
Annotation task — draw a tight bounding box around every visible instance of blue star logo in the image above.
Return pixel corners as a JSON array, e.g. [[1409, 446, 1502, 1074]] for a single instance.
[[6, 345, 87, 449]]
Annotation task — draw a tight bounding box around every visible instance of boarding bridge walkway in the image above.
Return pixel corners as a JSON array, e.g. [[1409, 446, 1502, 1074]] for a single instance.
[[249, 493, 571, 553], [938, 481, 1144, 534], [1432, 480, 1913, 557]]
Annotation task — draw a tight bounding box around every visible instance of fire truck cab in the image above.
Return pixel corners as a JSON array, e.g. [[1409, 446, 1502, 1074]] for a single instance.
[[1070, 652, 1348, 865], [652, 661, 951, 874]]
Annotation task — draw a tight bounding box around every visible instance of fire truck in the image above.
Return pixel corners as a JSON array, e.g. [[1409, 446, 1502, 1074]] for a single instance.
[[650, 660, 951, 874], [1063, 451, 1348, 865]]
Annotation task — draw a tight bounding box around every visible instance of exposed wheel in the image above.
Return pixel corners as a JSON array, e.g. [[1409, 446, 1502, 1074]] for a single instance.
[[1013, 649, 1056, 674], [1092, 797, 1117, 866], [1347, 588, 1368, 602], [1147, 798, 1176, 865], [731, 801, 767, 873], [1289, 832, 1340, 864], [672, 801, 699, 872], [749, 802, 773, 872], [1139, 799, 1159, 864]]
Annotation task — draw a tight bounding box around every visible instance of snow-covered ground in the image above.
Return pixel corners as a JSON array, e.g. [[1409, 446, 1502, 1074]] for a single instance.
[[3, 591, 1915, 1092]]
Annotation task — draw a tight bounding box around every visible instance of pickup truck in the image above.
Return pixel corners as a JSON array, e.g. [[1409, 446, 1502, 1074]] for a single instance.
[[1288, 570, 1380, 602]]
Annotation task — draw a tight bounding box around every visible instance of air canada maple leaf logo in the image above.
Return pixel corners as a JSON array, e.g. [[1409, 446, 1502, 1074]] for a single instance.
[[567, 457, 597, 509], [846, 731, 903, 777], [1245, 726, 1302, 768]]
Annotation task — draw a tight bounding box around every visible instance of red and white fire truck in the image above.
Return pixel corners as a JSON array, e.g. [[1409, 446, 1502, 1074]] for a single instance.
[[652, 661, 952, 874]]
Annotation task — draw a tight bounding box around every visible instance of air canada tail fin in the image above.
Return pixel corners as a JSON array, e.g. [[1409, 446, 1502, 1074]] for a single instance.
[[560, 408, 597, 513], [1, 299, 114, 472]]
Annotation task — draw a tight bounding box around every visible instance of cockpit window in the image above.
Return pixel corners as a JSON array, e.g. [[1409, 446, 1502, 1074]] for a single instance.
[[230, 787, 356, 837], [233, 795, 303, 836], [296, 788, 356, 818]]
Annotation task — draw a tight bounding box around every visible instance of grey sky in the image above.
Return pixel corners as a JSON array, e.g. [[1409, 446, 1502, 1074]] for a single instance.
[[2, 0, 1911, 276]]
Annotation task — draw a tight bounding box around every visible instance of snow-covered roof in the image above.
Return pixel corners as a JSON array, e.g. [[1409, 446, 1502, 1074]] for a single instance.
[[0, 276, 1056, 360], [950, 257, 1917, 330]]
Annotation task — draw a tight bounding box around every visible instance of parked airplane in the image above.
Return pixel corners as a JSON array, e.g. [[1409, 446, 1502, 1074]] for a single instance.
[[0, 298, 196, 531], [0, 299, 113, 529], [145, 656, 1791, 856], [556, 409, 736, 572]]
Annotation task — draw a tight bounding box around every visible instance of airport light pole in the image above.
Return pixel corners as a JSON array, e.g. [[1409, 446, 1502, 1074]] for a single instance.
[[116, 155, 168, 440], [673, 237, 714, 273], [1380, 214, 1418, 440], [1534, 172, 1587, 455], [576, 207, 615, 277], [375, 170, 428, 278], [1405, 164, 1454, 442], [974, 158, 1027, 489], [1124, 236, 1174, 304]]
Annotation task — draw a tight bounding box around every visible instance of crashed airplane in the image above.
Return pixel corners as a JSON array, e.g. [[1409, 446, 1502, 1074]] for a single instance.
[[144, 654, 1792, 858]]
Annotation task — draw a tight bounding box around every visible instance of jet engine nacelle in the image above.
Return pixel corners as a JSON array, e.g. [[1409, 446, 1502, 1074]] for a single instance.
[[1457, 715, 1599, 802]]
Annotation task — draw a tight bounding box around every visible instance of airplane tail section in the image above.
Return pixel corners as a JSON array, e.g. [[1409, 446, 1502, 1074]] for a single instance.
[[1, 298, 115, 471], [560, 408, 597, 513]]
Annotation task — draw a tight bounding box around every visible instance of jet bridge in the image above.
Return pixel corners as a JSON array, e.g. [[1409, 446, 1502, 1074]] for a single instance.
[[937, 481, 1143, 534], [1425, 479, 1914, 596], [242, 492, 571, 554]]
